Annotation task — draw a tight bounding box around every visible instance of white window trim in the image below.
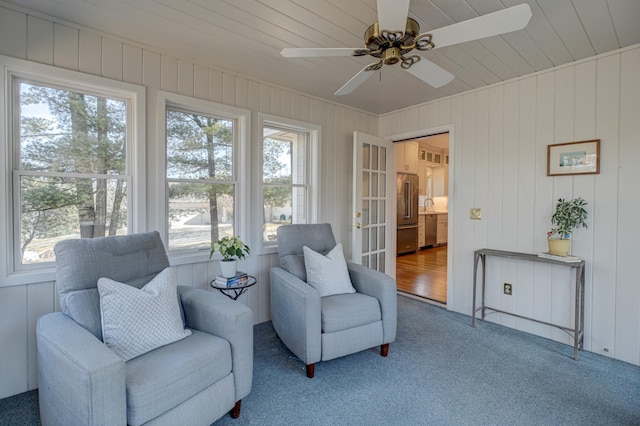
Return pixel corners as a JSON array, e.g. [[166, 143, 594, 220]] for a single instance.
[[256, 113, 319, 255], [156, 91, 251, 266], [0, 55, 146, 287]]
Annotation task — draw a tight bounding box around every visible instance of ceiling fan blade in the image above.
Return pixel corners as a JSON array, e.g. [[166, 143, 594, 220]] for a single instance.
[[405, 58, 455, 88], [281, 48, 356, 58], [335, 64, 377, 96], [377, 0, 410, 33], [429, 3, 532, 49]]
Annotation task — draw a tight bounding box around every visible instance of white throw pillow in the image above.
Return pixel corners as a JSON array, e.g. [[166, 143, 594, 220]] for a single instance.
[[303, 243, 356, 297], [98, 267, 191, 361]]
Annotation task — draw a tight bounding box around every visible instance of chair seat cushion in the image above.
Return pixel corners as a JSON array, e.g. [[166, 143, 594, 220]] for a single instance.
[[321, 292, 381, 333], [126, 330, 232, 425]]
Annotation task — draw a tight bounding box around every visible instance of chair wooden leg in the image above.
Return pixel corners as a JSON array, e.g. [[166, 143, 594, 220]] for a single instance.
[[380, 343, 389, 357], [306, 363, 315, 378], [230, 400, 241, 419]]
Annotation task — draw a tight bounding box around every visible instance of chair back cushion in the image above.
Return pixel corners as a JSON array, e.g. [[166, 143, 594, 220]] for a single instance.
[[276, 224, 337, 281], [54, 231, 170, 339]]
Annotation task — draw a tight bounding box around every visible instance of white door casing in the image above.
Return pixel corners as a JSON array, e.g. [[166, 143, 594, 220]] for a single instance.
[[352, 131, 396, 277]]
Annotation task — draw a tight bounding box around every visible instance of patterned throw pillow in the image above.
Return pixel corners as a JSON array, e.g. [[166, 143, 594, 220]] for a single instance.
[[98, 267, 191, 361], [303, 243, 356, 297]]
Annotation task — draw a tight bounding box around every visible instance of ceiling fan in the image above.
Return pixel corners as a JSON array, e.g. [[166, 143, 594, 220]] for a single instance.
[[281, 1, 532, 96]]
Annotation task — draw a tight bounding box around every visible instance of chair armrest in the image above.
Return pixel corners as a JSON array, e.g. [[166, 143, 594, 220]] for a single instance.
[[178, 286, 253, 401], [269, 267, 322, 365], [37, 312, 126, 426], [347, 262, 397, 344]]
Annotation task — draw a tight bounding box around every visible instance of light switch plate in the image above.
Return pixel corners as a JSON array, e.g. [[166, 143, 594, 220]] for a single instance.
[[470, 208, 482, 220]]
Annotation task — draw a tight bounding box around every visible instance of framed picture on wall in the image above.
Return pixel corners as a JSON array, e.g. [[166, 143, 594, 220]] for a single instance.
[[547, 139, 600, 176]]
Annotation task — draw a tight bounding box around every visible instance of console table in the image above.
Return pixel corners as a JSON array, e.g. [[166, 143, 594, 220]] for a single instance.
[[472, 248, 585, 360]]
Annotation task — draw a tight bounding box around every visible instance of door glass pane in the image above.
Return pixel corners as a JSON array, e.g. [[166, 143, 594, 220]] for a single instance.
[[363, 143, 370, 170], [371, 145, 378, 171], [362, 255, 369, 268], [379, 200, 385, 223], [371, 253, 377, 270], [380, 147, 386, 171], [379, 173, 386, 198], [379, 252, 385, 273], [379, 225, 385, 250], [371, 226, 378, 251], [371, 173, 378, 197], [371, 200, 378, 224], [362, 229, 369, 253], [362, 171, 369, 197], [362, 200, 369, 226]]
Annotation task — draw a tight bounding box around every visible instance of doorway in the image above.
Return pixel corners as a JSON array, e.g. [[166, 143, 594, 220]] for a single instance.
[[394, 131, 450, 305]]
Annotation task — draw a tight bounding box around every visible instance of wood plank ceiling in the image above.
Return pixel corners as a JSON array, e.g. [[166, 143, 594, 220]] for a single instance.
[[5, 0, 640, 114]]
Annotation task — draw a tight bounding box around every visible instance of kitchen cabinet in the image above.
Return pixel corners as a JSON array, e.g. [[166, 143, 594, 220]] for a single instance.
[[433, 166, 448, 197], [396, 141, 418, 174], [417, 161, 428, 195], [418, 214, 425, 248], [436, 214, 448, 245]]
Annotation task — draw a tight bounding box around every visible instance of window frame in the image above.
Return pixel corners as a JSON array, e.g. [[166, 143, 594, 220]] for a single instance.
[[0, 55, 146, 287], [157, 91, 251, 265], [256, 113, 319, 254]]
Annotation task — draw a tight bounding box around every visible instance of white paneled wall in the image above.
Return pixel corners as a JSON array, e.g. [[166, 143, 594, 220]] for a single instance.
[[379, 45, 640, 367], [0, 6, 377, 398]]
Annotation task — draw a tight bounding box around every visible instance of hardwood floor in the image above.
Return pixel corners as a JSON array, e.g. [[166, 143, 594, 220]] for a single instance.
[[396, 245, 447, 304]]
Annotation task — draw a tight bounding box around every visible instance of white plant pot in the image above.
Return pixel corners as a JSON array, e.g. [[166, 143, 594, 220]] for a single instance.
[[219, 260, 238, 278]]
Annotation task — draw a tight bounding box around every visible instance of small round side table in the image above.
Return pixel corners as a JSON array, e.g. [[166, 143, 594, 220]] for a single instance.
[[210, 276, 256, 300]]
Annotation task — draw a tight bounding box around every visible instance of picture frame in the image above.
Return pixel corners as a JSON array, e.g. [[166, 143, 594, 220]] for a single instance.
[[547, 139, 600, 176]]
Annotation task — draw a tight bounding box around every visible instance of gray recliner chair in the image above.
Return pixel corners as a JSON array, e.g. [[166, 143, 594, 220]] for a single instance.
[[36, 231, 253, 426], [270, 224, 397, 378]]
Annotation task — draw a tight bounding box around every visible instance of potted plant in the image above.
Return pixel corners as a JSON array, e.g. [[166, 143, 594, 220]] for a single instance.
[[210, 235, 251, 278], [547, 197, 588, 256]]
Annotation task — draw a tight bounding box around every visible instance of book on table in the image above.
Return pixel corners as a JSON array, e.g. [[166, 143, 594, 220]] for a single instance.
[[537, 252, 582, 263], [215, 271, 249, 287]]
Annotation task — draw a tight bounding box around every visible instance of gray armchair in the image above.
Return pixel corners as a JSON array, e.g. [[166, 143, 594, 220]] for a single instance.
[[36, 231, 253, 426], [270, 224, 397, 378]]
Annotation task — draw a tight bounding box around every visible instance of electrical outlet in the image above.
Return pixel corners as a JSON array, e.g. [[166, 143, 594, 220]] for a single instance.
[[470, 208, 482, 220], [503, 283, 513, 295]]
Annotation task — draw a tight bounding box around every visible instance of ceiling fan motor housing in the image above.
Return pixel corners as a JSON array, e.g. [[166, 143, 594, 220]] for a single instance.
[[364, 18, 420, 52]]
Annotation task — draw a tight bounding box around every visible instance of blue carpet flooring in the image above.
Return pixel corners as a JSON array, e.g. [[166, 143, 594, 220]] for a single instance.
[[2, 295, 639, 425]]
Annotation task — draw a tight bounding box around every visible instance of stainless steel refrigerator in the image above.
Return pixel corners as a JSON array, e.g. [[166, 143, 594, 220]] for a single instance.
[[397, 173, 419, 255]]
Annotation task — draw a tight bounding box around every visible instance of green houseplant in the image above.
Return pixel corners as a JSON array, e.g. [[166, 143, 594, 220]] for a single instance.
[[210, 236, 251, 277], [547, 197, 588, 256]]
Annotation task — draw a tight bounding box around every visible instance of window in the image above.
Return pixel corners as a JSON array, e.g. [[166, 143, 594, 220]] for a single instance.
[[159, 92, 250, 259], [0, 56, 145, 284], [259, 115, 319, 248]]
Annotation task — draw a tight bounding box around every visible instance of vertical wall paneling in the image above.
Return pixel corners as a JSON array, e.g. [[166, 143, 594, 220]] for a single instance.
[[0, 9, 26, 58], [177, 60, 194, 97], [53, 24, 78, 70], [26, 15, 52, 64], [515, 76, 536, 333], [532, 71, 555, 338], [270, 87, 283, 117], [26, 282, 55, 389], [160, 55, 178, 92], [550, 66, 575, 344], [379, 46, 640, 365], [615, 48, 640, 364], [235, 76, 249, 109], [222, 72, 236, 106], [485, 85, 505, 323], [591, 54, 620, 356], [0, 286, 27, 398], [101, 38, 123, 81], [193, 64, 209, 100], [208, 69, 224, 103], [78, 31, 102, 75], [123, 45, 143, 85]]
